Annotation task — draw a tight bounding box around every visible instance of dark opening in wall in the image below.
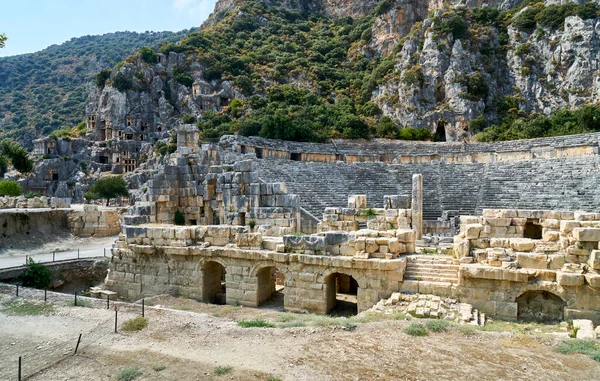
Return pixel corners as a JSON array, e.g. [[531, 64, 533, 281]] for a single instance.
[[255, 148, 263, 159], [435, 121, 447, 142], [52, 173, 59, 181], [290, 152, 301, 161], [240, 145, 247, 154], [189, 219, 197, 226], [239, 212, 246, 226], [524, 220, 543, 239], [517, 290, 565, 322], [99, 156, 109, 164]]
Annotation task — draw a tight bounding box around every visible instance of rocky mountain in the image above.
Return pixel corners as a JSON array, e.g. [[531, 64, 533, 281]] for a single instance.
[[85, 0, 600, 143], [0, 30, 195, 147]]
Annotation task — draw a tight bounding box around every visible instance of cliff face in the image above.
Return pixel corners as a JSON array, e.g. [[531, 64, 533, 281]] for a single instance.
[[86, 0, 600, 144]]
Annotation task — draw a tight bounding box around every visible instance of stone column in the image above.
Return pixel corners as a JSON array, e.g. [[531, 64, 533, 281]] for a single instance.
[[411, 174, 423, 240]]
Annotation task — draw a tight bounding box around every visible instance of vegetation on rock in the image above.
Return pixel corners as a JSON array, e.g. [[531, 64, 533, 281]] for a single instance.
[[0, 30, 193, 147]]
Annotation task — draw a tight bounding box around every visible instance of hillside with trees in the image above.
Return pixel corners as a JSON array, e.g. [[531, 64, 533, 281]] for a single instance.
[[87, 0, 600, 143], [0, 29, 195, 147]]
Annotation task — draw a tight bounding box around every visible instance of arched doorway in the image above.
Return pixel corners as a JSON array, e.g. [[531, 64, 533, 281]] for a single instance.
[[256, 266, 285, 310], [326, 273, 359, 316], [516, 290, 565, 323], [202, 261, 226, 305]]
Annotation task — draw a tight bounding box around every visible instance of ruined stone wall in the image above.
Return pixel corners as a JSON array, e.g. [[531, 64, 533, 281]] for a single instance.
[[0, 196, 69, 209], [67, 205, 122, 238], [223, 133, 600, 165], [452, 209, 600, 323], [107, 225, 406, 312]]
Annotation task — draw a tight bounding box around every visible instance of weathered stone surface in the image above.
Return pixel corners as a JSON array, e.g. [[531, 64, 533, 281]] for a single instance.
[[573, 228, 600, 242]]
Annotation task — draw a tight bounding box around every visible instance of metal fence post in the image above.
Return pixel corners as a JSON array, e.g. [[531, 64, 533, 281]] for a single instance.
[[18, 356, 21, 381], [77, 249, 80, 259], [16, 284, 18, 298], [74, 334, 82, 355], [53, 251, 55, 262], [142, 299, 145, 317], [74, 292, 77, 307], [44, 288, 47, 302], [114, 308, 118, 333]]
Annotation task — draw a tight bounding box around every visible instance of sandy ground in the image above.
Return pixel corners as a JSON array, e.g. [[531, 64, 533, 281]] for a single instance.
[[1, 289, 600, 381]]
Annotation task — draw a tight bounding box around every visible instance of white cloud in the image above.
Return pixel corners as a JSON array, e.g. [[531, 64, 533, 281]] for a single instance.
[[173, 0, 215, 21]]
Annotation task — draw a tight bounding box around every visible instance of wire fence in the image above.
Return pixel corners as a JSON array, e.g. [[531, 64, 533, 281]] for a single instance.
[[0, 248, 111, 270], [0, 283, 145, 380]]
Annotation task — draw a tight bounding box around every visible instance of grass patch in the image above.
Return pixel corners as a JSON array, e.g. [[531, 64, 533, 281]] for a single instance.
[[404, 323, 429, 337], [237, 318, 275, 328], [152, 365, 166, 372], [267, 376, 283, 381], [121, 317, 149, 332], [116, 367, 142, 381], [65, 299, 92, 308], [557, 339, 600, 362], [214, 365, 233, 375], [173, 305, 190, 311], [1, 299, 54, 316], [455, 324, 479, 337], [425, 319, 451, 332]]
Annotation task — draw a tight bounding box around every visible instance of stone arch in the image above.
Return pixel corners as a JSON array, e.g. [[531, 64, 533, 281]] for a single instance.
[[516, 290, 566, 323], [255, 265, 287, 308], [201, 259, 228, 305], [324, 270, 362, 316]]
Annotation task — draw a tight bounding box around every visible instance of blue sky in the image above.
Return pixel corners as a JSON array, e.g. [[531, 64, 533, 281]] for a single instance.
[[0, 0, 218, 57]]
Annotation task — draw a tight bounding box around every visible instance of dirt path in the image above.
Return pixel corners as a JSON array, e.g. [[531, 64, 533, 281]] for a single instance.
[[1, 293, 599, 381]]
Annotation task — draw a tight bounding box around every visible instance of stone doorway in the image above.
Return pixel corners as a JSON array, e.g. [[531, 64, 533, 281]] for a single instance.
[[256, 266, 285, 310], [202, 261, 226, 305], [516, 290, 565, 323], [435, 121, 447, 142], [326, 273, 359, 316]]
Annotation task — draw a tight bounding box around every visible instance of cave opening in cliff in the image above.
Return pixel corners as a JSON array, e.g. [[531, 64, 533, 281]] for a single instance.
[[435, 121, 447, 142]]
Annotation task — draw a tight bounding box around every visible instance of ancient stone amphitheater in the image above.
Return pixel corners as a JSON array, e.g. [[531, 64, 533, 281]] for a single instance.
[[105, 128, 600, 323]]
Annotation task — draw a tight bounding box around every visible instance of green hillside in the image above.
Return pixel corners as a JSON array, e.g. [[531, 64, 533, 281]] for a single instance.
[[0, 30, 195, 147]]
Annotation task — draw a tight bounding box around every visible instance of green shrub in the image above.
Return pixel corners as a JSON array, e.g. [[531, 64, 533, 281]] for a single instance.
[[172, 66, 194, 87], [434, 13, 468, 40], [376, 116, 398, 139], [404, 323, 429, 336], [469, 115, 487, 133], [95, 69, 112, 88], [214, 366, 233, 375], [121, 317, 149, 332], [513, 6, 541, 30], [139, 46, 157, 64], [181, 114, 196, 124], [462, 73, 488, 101], [0, 139, 34, 173], [116, 367, 142, 381], [401, 66, 424, 87], [398, 128, 432, 141], [112, 72, 132, 92], [20, 258, 52, 289], [174, 211, 186, 226], [425, 319, 451, 332], [23, 191, 38, 199], [578, 2, 600, 20], [535, 3, 577, 30], [237, 319, 275, 328], [152, 365, 166, 372], [0, 180, 23, 196]]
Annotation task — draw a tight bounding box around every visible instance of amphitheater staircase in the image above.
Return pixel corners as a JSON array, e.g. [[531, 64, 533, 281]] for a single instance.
[[403, 255, 460, 284]]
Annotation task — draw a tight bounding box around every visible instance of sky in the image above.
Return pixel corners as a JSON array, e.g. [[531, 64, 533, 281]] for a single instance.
[[0, 0, 219, 57]]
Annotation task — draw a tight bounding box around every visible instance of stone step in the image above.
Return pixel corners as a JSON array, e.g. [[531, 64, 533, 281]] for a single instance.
[[405, 271, 458, 279], [404, 275, 458, 283], [406, 263, 460, 270]]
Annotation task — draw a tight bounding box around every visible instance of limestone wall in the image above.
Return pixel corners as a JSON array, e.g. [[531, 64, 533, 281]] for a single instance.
[[222, 133, 600, 165], [107, 224, 407, 313], [452, 208, 600, 323], [67, 205, 122, 238], [0, 196, 69, 209]]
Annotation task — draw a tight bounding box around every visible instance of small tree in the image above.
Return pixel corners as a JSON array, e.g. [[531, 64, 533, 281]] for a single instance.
[[87, 176, 129, 206], [139, 46, 157, 64], [0, 139, 34, 174], [0, 180, 23, 196], [20, 258, 52, 289]]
